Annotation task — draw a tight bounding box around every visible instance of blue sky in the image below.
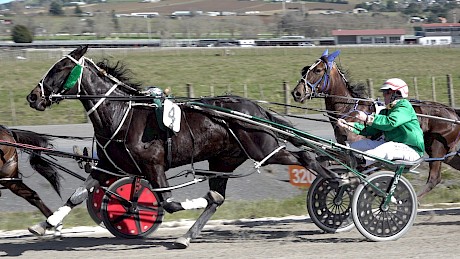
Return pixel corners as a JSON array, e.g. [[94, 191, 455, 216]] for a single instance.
[[0, 0, 13, 4]]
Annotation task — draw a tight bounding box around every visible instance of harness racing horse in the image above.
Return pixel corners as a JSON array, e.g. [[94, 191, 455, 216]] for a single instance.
[[291, 49, 460, 199], [0, 126, 61, 217], [26, 45, 336, 248]]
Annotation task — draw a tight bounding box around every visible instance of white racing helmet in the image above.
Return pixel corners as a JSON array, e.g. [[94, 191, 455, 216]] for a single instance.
[[380, 78, 409, 98]]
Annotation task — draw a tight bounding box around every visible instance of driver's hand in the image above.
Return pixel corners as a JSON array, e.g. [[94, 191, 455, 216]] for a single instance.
[[337, 119, 354, 131]]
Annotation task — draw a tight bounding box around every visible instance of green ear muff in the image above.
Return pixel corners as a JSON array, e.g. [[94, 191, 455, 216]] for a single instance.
[[63, 64, 82, 90]]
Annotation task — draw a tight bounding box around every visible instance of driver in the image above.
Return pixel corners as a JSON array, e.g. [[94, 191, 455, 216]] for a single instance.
[[337, 78, 424, 167]]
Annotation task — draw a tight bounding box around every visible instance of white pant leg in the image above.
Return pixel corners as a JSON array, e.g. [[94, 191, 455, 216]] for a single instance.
[[364, 141, 421, 166]]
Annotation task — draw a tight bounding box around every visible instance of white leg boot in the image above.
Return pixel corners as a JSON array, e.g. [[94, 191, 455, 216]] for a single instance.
[[47, 206, 72, 226]]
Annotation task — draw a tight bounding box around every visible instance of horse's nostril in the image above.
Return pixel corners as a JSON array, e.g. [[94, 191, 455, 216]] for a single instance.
[[27, 94, 37, 102]]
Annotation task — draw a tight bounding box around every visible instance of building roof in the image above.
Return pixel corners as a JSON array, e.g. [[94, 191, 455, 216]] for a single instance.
[[421, 23, 460, 28], [331, 29, 406, 36]]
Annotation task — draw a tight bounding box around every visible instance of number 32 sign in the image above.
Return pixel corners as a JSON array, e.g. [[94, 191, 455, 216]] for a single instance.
[[288, 165, 316, 187]]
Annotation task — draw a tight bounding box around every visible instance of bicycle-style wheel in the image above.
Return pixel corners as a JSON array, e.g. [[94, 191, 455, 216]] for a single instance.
[[101, 177, 164, 239], [307, 172, 355, 233], [352, 171, 417, 241]]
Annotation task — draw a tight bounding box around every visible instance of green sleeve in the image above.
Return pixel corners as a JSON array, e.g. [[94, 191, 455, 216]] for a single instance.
[[352, 122, 382, 136], [371, 101, 413, 131]]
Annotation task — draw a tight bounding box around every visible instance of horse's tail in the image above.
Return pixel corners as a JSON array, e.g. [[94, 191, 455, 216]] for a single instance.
[[10, 129, 62, 198]]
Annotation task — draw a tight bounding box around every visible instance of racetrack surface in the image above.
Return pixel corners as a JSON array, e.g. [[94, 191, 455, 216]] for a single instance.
[[1, 208, 460, 258]]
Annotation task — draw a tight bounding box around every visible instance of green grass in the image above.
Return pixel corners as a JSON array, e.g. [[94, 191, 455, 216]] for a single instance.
[[0, 194, 308, 231], [1, 46, 460, 231], [0, 46, 459, 126]]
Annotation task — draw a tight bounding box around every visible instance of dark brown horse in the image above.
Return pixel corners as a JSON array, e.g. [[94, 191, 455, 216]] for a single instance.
[[291, 49, 460, 199], [0, 126, 61, 217], [26, 46, 334, 248]]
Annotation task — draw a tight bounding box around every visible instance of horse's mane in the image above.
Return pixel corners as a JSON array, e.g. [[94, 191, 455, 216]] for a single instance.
[[96, 59, 143, 91], [335, 63, 368, 99]]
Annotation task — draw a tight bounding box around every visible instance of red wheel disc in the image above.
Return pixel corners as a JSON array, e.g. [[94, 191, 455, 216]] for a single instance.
[[86, 177, 117, 225], [104, 178, 163, 237]]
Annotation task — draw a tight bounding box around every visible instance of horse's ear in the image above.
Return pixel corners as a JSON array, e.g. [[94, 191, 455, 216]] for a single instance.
[[69, 45, 88, 60], [321, 49, 329, 57], [327, 50, 341, 63]]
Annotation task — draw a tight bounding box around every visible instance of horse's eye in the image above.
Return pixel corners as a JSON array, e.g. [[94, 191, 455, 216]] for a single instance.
[[314, 68, 322, 74]]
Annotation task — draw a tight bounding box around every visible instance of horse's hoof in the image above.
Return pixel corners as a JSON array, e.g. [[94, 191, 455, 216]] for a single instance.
[[28, 221, 51, 236], [53, 232, 62, 239], [53, 223, 63, 239], [207, 191, 225, 206], [173, 237, 190, 249], [162, 200, 184, 214]]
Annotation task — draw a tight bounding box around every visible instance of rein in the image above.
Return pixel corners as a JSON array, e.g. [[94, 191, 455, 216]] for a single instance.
[[45, 56, 139, 116], [40, 54, 147, 176], [302, 56, 460, 113], [300, 56, 349, 99], [300, 57, 460, 124]]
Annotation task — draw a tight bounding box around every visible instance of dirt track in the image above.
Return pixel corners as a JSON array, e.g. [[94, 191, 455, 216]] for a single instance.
[[1, 208, 460, 259]]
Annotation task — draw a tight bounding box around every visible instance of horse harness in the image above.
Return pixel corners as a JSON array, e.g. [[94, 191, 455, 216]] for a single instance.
[[41, 55, 264, 178], [38, 55, 177, 177]]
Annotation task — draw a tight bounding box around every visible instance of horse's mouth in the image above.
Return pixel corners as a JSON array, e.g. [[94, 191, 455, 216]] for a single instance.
[[27, 97, 47, 111], [28, 101, 46, 111], [292, 92, 305, 103], [298, 96, 308, 103], [293, 95, 308, 104], [27, 92, 48, 111]]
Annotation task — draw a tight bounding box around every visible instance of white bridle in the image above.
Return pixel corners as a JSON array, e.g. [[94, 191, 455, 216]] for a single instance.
[[38, 55, 131, 116]]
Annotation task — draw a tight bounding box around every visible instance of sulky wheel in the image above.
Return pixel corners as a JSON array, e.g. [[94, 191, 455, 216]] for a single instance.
[[352, 171, 417, 242], [101, 176, 164, 239], [86, 177, 118, 226], [307, 168, 355, 233]]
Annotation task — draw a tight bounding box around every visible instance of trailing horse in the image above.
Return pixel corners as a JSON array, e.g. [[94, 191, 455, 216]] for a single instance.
[[26, 45, 336, 248], [0, 126, 61, 217], [291, 49, 460, 199]]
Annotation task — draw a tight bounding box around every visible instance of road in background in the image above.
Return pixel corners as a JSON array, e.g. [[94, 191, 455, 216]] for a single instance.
[[1, 114, 335, 213]]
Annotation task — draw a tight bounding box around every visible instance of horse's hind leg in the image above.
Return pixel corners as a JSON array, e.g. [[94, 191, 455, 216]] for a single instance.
[[174, 182, 225, 249], [444, 153, 460, 170], [2, 181, 53, 217], [417, 149, 460, 200], [417, 160, 442, 199], [174, 157, 240, 249]]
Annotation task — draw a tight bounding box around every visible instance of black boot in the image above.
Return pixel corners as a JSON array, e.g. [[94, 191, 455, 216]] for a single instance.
[[161, 199, 184, 214]]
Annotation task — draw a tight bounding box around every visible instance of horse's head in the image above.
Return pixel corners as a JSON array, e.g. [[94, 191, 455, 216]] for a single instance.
[[291, 49, 341, 103], [27, 45, 88, 111]]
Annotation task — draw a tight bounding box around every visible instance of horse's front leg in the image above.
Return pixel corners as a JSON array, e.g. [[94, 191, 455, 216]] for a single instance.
[[159, 159, 224, 214], [28, 173, 100, 237]]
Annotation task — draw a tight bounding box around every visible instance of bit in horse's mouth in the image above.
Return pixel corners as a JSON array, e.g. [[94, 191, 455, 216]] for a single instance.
[[299, 96, 308, 103]]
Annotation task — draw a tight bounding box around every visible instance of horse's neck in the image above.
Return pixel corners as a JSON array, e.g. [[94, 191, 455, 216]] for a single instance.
[[80, 69, 131, 137], [325, 77, 354, 116]]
